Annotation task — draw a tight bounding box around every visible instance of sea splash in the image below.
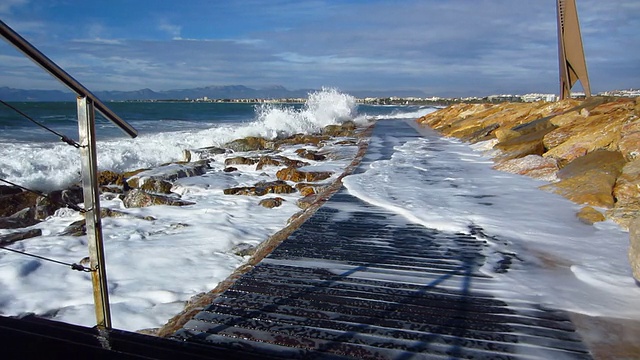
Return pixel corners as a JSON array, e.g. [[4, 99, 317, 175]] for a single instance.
[[0, 88, 359, 191]]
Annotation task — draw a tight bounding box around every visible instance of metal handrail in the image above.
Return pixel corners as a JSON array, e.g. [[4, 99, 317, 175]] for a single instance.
[[0, 19, 139, 330], [0, 19, 137, 138]]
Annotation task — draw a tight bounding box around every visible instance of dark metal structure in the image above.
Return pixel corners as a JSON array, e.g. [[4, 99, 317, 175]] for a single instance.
[[557, 0, 591, 99]]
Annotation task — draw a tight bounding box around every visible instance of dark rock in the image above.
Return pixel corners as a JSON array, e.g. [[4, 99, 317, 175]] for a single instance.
[[0, 208, 40, 229], [0, 191, 39, 218], [0, 185, 22, 196], [60, 219, 86, 236], [140, 179, 173, 194], [35, 186, 84, 220], [223, 167, 238, 173], [0, 229, 42, 246], [98, 170, 124, 186]]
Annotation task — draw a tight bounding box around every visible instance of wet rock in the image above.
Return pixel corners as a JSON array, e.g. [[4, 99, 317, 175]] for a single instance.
[[224, 156, 259, 166], [127, 161, 209, 190], [255, 156, 282, 170], [0, 191, 39, 218], [0, 208, 40, 229], [122, 189, 195, 208], [35, 186, 84, 220], [0, 228, 42, 246], [140, 179, 173, 194], [223, 167, 238, 173], [183, 146, 227, 162], [493, 155, 559, 182], [60, 219, 86, 236], [322, 124, 355, 137], [223, 187, 256, 196], [577, 206, 606, 225], [295, 148, 326, 161], [223, 136, 270, 152], [224, 180, 295, 196], [98, 170, 124, 186], [100, 207, 156, 221], [259, 197, 285, 208], [276, 167, 332, 183], [0, 185, 22, 196], [275, 134, 329, 148], [629, 217, 640, 283]]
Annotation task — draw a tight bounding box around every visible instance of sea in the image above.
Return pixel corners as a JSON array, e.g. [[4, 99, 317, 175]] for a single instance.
[[0, 88, 638, 335], [0, 88, 428, 191]]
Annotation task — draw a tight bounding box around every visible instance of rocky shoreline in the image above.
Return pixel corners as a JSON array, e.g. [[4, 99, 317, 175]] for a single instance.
[[0, 118, 372, 331], [416, 96, 640, 281]]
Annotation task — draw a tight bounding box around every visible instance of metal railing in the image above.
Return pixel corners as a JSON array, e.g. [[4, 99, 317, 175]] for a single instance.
[[0, 19, 138, 329]]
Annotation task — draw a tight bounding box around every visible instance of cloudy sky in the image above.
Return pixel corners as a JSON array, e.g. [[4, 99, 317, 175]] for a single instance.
[[0, 0, 638, 97]]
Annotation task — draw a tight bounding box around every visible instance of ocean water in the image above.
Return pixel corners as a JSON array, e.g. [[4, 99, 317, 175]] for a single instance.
[[0, 88, 427, 191]]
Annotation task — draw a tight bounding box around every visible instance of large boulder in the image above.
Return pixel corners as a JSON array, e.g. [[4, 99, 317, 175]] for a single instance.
[[276, 167, 332, 183], [540, 150, 625, 208]]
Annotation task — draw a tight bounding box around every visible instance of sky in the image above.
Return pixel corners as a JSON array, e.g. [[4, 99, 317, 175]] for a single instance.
[[0, 0, 638, 97]]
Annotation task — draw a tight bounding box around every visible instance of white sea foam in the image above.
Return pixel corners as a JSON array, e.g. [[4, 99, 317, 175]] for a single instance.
[[343, 121, 640, 320]]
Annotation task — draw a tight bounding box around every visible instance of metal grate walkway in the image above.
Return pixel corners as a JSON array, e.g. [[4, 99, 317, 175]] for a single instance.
[[172, 120, 592, 359]]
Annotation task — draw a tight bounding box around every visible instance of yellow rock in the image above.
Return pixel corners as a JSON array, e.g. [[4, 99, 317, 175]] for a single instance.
[[577, 206, 606, 225]]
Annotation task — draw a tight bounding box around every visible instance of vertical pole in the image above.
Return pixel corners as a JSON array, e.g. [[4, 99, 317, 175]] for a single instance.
[[77, 96, 112, 329]]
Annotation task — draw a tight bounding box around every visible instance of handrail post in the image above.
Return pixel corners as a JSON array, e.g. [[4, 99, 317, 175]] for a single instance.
[[77, 96, 112, 329]]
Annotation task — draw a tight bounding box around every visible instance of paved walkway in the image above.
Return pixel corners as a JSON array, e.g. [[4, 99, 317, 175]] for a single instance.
[[173, 120, 592, 359]]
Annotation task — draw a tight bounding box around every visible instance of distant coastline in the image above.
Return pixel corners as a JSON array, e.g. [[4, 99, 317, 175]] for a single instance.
[[1, 85, 637, 104]]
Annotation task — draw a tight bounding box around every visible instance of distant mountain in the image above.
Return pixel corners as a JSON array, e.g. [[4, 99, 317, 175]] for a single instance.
[[0, 85, 427, 101]]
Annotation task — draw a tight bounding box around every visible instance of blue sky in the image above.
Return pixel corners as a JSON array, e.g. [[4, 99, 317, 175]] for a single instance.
[[0, 0, 638, 97]]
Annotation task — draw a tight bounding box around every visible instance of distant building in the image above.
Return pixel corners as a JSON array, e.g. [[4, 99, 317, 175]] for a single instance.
[[521, 93, 558, 102]]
